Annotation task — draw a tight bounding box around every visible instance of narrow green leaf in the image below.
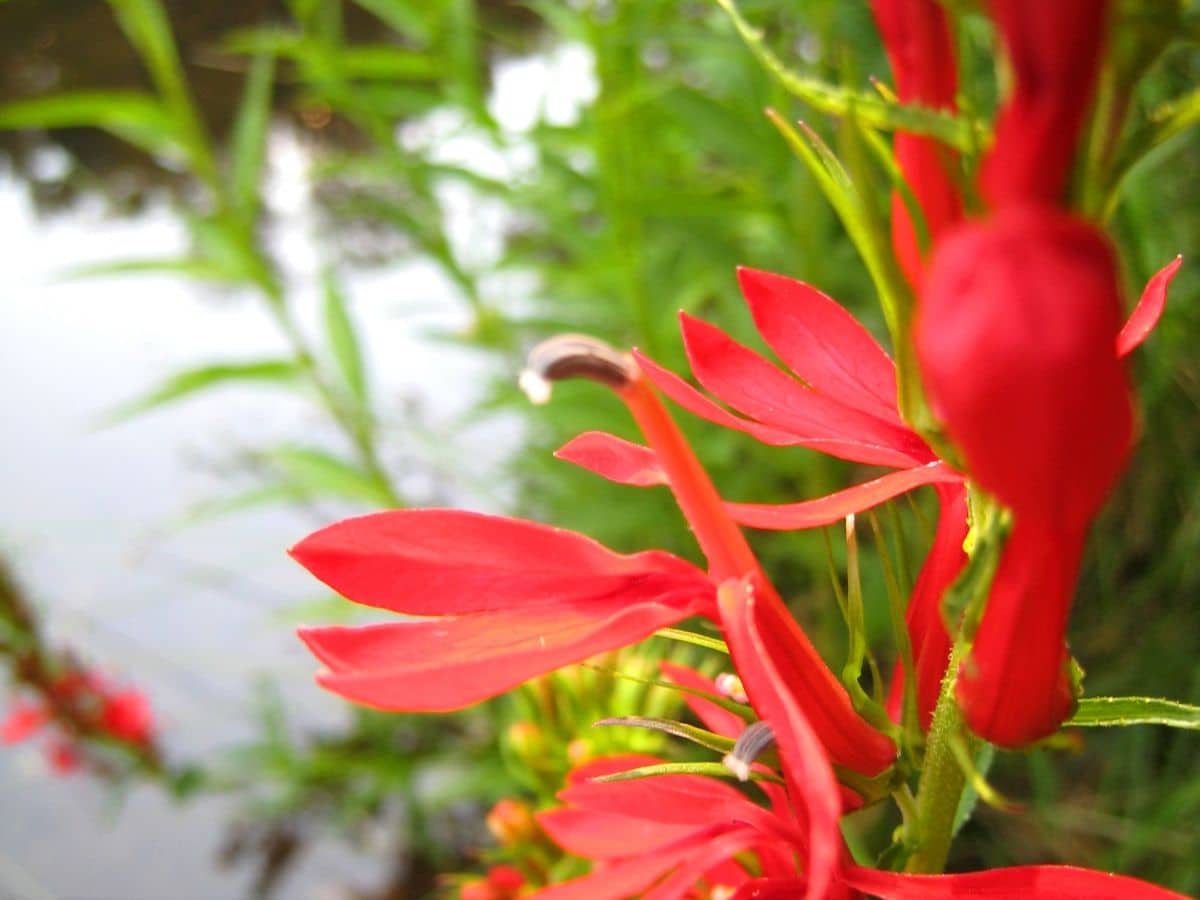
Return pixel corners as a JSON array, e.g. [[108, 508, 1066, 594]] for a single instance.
[[0, 92, 185, 162], [654, 627, 729, 654], [350, 0, 434, 43], [592, 761, 783, 785], [713, 0, 979, 151], [594, 716, 737, 755], [582, 665, 755, 723], [322, 272, 369, 407], [1067, 697, 1200, 731], [229, 55, 276, 222], [106, 0, 218, 184], [103, 360, 304, 424], [62, 257, 240, 283], [266, 447, 391, 506]]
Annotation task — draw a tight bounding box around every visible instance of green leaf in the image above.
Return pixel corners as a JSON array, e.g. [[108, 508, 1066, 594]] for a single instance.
[[593, 716, 737, 755], [229, 55, 276, 222], [265, 447, 391, 506], [713, 0, 980, 151], [654, 627, 728, 654], [592, 761, 783, 785], [1067, 697, 1200, 731], [322, 272, 370, 408], [62, 257, 243, 284], [0, 92, 185, 162], [350, 0, 435, 43], [103, 360, 304, 423], [106, 0, 217, 184]]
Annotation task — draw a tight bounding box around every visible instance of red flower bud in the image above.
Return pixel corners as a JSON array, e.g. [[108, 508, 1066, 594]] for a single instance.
[[917, 206, 1132, 528]]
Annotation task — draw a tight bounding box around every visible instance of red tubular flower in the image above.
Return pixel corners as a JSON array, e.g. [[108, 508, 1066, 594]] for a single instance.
[[918, 208, 1131, 527], [534, 586, 1188, 899], [916, 209, 1181, 745], [981, 0, 1111, 207], [291, 509, 715, 711], [870, 0, 962, 283]]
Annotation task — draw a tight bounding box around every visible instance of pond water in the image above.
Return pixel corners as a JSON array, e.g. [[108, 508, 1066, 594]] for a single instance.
[[0, 42, 594, 898]]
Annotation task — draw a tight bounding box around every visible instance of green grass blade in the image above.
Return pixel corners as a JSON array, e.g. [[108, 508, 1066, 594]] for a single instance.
[[229, 55, 276, 222], [322, 271, 370, 409], [102, 360, 304, 424], [0, 92, 185, 162]]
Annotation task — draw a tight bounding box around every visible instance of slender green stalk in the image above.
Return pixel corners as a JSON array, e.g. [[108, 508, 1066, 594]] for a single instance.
[[906, 643, 975, 874]]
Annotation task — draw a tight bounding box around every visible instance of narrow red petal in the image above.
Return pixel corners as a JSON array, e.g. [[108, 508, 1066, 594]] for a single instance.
[[564, 766, 773, 831], [532, 833, 722, 900], [886, 484, 969, 730], [1, 703, 49, 744], [980, 0, 1110, 206], [725, 463, 960, 531], [299, 596, 706, 711], [737, 268, 902, 423], [732, 877, 808, 899], [1117, 255, 1183, 357], [635, 350, 866, 459], [720, 579, 896, 777], [659, 660, 746, 739], [869, 0, 962, 282], [537, 807, 700, 860], [556, 431, 667, 487], [718, 580, 856, 900], [680, 314, 929, 468], [290, 509, 707, 616], [841, 863, 1190, 899], [956, 521, 1084, 747], [640, 828, 761, 900]]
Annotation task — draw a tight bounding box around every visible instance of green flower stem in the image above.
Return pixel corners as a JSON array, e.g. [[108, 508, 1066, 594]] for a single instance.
[[906, 643, 976, 874]]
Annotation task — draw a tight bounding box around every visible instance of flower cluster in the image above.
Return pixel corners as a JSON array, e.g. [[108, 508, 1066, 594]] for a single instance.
[[2, 668, 154, 775], [290, 1, 1187, 897]]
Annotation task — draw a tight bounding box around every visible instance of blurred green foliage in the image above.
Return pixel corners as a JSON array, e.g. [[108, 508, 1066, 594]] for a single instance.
[[1, 0, 1198, 894]]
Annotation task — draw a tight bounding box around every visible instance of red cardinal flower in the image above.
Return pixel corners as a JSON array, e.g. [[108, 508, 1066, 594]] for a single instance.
[[559, 268, 967, 729], [533, 582, 1187, 899], [2, 673, 154, 774], [917, 207, 1139, 746]]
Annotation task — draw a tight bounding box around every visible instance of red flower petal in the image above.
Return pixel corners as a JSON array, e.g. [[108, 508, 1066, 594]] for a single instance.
[[100, 689, 154, 745], [737, 268, 902, 424], [917, 209, 1132, 526], [956, 521, 1084, 747], [725, 463, 960, 531], [980, 1, 1110, 207], [718, 580, 856, 900], [538, 807, 701, 860], [290, 509, 708, 617], [533, 831, 730, 900], [720, 578, 896, 777], [680, 314, 929, 468], [639, 828, 762, 900], [841, 863, 1189, 899], [659, 660, 746, 739], [299, 595, 707, 712], [1117, 255, 1184, 357], [886, 484, 968, 730], [869, 0, 962, 283], [556, 432, 667, 487], [1, 702, 48, 744]]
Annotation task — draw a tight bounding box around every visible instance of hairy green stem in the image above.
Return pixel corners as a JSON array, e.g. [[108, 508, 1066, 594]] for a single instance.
[[906, 644, 972, 874]]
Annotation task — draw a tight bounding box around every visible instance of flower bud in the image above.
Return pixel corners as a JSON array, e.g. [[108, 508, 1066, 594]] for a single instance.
[[917, 206, 1132, 528], [485, 799, 538, 847]]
